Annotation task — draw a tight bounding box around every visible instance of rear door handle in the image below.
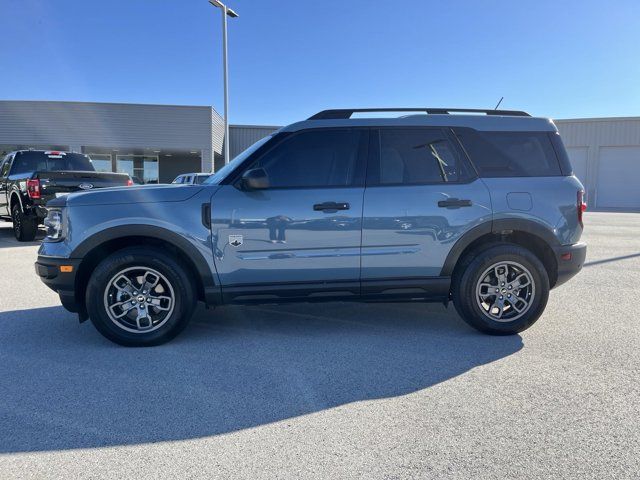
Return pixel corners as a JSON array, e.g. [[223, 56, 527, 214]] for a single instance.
[[438, 198, 472, 208], [313, 202, 350, 212]]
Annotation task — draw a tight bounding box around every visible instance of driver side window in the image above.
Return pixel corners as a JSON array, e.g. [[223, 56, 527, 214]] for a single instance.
[[1, 156, 11, 178], [249, 129, 365, 188]]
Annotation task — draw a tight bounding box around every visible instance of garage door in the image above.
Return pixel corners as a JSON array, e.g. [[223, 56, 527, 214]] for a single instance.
[[566, 147, 588, 187], [597, 146, 640, 209]]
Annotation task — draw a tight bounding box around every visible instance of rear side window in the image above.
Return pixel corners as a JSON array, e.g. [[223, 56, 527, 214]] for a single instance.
[[195, 175, 211, 184], [454, 129, 561, 177], [370, 128, 469, 185], [11, 151, 94, 174], [250, 129, 365, 188]]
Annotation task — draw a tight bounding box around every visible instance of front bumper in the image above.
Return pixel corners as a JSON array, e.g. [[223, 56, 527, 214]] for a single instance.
[[35, 256, 82, 313], [553, 242, 587, 288]]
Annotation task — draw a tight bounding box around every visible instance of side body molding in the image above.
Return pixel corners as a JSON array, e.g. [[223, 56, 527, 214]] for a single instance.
[[71, 224, 221, 304], [440, 218, 560, 277]]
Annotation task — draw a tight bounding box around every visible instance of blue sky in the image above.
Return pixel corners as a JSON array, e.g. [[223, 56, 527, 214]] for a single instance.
[[1, 0, 639, 125]]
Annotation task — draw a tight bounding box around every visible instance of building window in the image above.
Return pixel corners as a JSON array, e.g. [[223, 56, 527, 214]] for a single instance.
[[88, 153, 113, 172], [116, 155, 159, 184]]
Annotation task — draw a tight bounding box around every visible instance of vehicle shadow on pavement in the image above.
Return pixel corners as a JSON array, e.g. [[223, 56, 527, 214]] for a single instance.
[[0, 224, 45, 248], [0, 302, 522, 453]]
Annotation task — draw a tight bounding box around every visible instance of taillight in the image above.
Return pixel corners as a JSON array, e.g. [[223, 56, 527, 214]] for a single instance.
[[127, 178, 133, 186], [577, 190, 587, 228], [27, 179, 41, 199]]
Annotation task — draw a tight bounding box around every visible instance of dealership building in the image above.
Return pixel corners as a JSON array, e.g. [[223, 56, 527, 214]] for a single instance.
[[0, 100, 638, 209], [0, 100, 278, 183]]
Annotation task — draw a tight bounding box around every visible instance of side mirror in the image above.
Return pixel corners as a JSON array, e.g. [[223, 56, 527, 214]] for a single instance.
[[241, 168, 269, 190]]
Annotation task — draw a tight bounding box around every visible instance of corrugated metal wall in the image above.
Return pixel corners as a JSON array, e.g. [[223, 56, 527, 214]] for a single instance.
[[556, 117, 640, 209], [229, 125, 280, 159], [0, 100, 218, 169]]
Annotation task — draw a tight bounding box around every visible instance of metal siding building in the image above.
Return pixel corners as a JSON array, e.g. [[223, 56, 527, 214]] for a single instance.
[[0, 100, 281, 181], [229, 125, 280, 158], [0, 100, 221, 183], [555, 117, 640, 210]]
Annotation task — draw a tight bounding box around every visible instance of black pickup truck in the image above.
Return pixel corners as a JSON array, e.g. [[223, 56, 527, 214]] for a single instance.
[[0, 150, 131, 241]]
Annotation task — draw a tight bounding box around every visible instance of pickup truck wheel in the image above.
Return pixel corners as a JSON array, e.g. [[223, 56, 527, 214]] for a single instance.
[[12, 204, 38, 242], [452, 244, 549, 335], [85, 247, 197, 347]]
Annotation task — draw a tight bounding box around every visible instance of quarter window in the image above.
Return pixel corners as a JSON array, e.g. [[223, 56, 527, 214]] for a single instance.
[[454, 129, 561, 177], [374, 129, 463, 185], [249, 129, 364, 188]]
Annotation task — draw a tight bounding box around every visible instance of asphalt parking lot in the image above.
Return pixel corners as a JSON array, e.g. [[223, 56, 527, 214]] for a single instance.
[[0, 212, 638, 479]]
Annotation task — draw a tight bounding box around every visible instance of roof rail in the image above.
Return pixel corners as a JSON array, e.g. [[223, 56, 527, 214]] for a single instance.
[[308, 108, 530, 120]]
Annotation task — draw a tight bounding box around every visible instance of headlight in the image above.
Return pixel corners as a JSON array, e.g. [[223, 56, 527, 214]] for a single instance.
[[44, 209, 65, 241]]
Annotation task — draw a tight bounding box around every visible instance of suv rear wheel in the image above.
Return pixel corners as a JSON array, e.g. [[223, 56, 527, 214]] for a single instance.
[[452, 244, 549, 335], [12, 203, 38, 242], [85, 247, 197, 346]]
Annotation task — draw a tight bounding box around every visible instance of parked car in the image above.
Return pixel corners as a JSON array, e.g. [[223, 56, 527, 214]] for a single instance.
[[172, 173, 211, 185], [1, 150, 132, 241], [35, 108, 587, 346]]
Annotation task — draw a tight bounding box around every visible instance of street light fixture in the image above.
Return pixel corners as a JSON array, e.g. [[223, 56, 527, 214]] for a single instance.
[[208, 0, 238, 169]]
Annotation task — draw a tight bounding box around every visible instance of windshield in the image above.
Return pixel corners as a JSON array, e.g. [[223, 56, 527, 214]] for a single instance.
[[204, 135, 273, 185], [12, 151, 94, 174]]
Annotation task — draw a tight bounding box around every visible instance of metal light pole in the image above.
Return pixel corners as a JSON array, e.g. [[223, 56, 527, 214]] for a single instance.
[[208, 0, 238, 169]]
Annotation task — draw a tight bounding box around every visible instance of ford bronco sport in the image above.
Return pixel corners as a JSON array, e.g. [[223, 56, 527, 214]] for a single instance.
[[35, 108, 587, 346]]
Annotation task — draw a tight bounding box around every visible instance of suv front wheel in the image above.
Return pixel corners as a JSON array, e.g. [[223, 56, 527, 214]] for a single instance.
[[85, 247, 197, 346], [452, 244, 550, 335]]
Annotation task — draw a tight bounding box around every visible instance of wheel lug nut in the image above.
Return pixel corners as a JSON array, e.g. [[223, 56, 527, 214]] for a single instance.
[[499, 295, 503, 300], [508, 294, 511, 298]]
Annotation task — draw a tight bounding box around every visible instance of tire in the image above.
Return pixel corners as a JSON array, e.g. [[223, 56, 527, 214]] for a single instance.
[[452, 243, 549, 335], [12, 203, 38, 242], [85, 247, 197, 346]]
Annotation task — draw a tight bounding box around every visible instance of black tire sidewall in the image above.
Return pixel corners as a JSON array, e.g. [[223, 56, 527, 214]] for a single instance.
[[86, 248, 196, 346], [454, 244, 550, 335]]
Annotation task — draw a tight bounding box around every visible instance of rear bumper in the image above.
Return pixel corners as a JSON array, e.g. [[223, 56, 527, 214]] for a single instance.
[[35, 256, 82, 313], [553, 242, 587, 288], [23, 201, 48, 219]]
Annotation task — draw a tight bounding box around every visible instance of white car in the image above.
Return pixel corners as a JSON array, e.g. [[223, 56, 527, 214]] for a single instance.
[[171, 173, 211, 185]]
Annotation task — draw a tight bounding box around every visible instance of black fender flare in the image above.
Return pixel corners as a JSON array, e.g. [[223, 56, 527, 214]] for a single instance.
[[440, 218, 560, 277], [9, 188, 24, 211], [71, 224, 219, 302]]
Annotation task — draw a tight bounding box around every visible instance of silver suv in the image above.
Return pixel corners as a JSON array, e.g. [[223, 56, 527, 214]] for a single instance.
[[36, 108, 587, 346]]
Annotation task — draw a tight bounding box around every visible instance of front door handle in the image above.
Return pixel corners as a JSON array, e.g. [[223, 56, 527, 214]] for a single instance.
[[313, 202, 350, 212], [438, 198, 472, 208]]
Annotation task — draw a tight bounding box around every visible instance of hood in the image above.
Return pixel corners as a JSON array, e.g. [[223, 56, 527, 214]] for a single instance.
[[48, 184, 209, 208]]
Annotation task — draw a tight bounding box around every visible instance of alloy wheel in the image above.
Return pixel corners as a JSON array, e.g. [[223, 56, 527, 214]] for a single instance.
[[475, 261, 535, 322], [103, 266, 175, 333]]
